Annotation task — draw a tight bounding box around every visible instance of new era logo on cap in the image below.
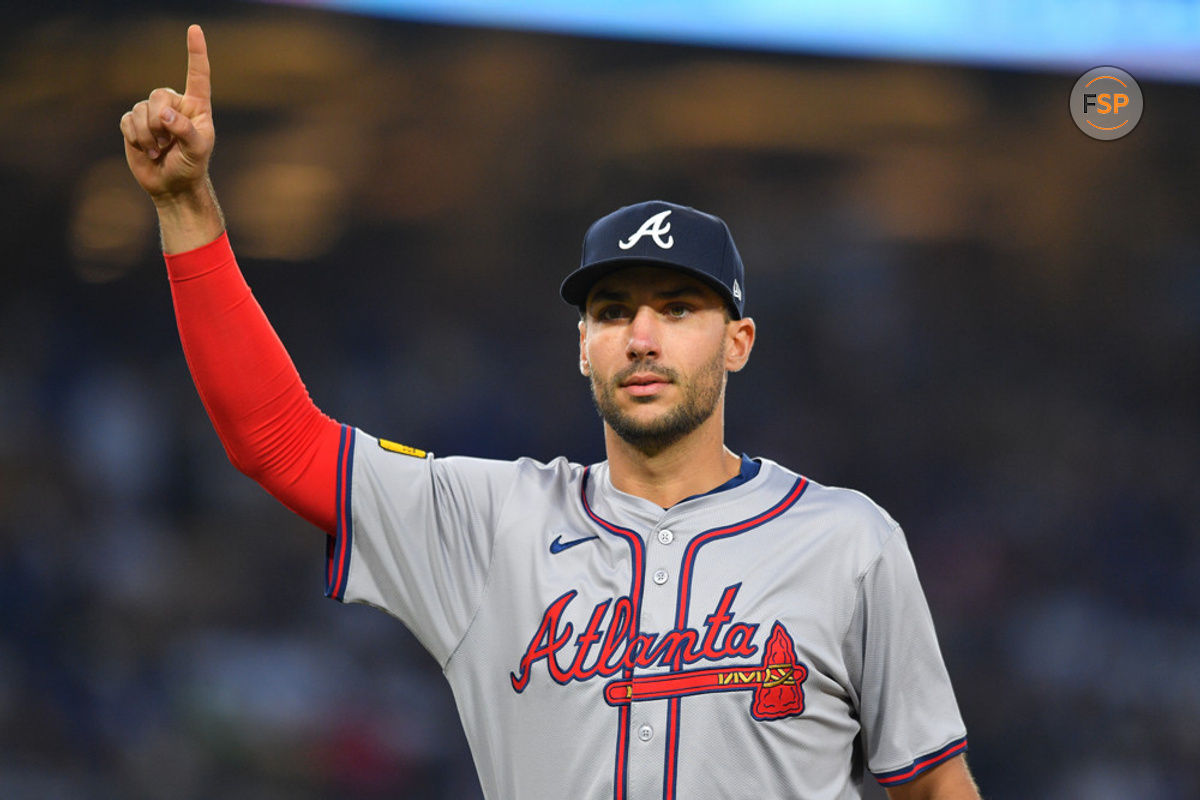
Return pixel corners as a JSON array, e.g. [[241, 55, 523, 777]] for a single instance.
[[560, 200, 747, 318]]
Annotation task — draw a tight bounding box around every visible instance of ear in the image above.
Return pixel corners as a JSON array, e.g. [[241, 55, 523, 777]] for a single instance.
[[578, 319, 590, 377], [724, 316, 756, 373]]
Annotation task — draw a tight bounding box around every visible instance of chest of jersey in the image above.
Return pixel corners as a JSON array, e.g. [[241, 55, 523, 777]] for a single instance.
[[453, 467, 868, 800]]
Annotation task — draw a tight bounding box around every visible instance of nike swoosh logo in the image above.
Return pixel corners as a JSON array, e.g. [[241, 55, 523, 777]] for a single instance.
[[550, 534, 599, 554]]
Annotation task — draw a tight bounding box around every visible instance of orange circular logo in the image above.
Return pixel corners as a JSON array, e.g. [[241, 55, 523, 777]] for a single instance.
[[1070, 67, 1143, 140]]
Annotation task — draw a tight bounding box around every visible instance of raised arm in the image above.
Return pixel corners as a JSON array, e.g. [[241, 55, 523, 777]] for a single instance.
[[121, 25, 341, 533]]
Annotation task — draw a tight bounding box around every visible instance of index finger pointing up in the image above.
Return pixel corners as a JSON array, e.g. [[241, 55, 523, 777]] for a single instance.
[[184, 24, 211, 103]]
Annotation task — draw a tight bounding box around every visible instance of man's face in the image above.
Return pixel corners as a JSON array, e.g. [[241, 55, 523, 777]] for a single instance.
[[579, 266, 754, 455]]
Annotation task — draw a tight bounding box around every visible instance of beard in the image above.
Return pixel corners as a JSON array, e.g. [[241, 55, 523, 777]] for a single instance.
[[590, 350, 726, 456]]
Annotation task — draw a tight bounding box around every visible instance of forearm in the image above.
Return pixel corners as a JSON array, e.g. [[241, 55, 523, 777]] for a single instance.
[[166, 231, 341, 532]]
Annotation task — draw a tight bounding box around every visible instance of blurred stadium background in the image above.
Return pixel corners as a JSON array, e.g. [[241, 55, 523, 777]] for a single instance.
[[1, 1, 1198, 797]]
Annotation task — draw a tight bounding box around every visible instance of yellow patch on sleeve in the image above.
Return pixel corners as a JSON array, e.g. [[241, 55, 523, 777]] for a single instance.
[[378, 439, 428, 459]]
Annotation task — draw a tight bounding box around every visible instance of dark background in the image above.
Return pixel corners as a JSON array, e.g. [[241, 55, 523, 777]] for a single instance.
[[1, 3, 1197, 798]]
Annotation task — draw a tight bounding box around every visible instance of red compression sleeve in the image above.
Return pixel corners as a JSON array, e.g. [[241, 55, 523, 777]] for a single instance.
[[165, 232, 341, 534]]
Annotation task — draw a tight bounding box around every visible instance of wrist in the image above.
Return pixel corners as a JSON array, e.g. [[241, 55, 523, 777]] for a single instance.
[[154, 177, 226, 254]]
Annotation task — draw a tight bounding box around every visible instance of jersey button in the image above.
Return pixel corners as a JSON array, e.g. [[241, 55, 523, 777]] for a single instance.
[[657, 529, 674, 545], [652, 569, 669, 585], [638, 724, 654, 742]]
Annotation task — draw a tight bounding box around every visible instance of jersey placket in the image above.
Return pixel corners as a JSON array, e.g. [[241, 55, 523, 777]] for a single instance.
[[582, 467, 809, 800], [625, 515, 687, 799], [660, 477, 810, 799], [580, 467, 653, 800]]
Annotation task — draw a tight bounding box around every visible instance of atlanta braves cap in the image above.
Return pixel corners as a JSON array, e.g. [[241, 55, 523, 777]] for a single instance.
[[560, 200, 746, 319]]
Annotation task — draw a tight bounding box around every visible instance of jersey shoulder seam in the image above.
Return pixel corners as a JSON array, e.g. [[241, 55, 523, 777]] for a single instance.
[[837, 504, 904, 657], [440, 456, 571, 670]]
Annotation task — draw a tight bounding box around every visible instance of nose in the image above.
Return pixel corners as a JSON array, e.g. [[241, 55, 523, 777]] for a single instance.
[[626, 305, 661, 361]]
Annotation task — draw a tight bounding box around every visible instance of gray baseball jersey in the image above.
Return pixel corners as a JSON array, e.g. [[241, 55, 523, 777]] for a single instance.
[[325, 425, 967, 799]]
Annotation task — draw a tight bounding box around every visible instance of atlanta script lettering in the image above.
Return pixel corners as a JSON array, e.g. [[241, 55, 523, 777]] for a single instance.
[[510, 584, 759, 691]]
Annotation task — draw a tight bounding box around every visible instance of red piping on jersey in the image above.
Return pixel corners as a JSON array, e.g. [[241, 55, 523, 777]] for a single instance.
[[326, 425, 355, 601], [672, 476, 809, 635], [663, 476, 809, 800], [579, 467, 645, 800], [874, 736, 968, 786]]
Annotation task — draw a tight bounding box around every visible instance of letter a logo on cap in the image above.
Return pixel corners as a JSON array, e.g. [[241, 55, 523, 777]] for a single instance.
[[619, 210, 674, 250]]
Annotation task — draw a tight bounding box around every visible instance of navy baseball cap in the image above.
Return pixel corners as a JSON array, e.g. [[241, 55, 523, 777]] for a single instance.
[[560, 200, 746, 318]]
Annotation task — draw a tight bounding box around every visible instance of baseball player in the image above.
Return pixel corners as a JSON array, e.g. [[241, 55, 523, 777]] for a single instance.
[[122, 26, 982, 800]]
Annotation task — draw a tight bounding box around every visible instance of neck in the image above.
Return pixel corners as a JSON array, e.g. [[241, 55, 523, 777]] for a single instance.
[[603, 409, 742, 508]]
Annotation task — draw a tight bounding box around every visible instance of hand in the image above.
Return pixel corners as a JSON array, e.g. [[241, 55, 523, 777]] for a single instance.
[[120, 24, 215, 203]]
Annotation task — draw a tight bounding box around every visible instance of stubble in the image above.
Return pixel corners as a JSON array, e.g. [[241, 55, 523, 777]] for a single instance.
[[590, 349, 726, 456]]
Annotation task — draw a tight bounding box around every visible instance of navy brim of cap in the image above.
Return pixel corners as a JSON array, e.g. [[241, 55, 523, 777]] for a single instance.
[[560, 256, 744, 319]]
